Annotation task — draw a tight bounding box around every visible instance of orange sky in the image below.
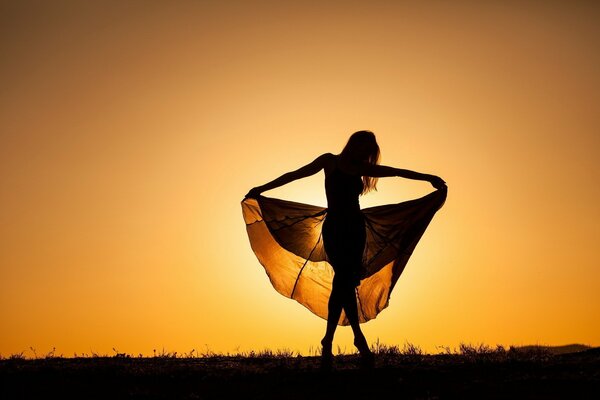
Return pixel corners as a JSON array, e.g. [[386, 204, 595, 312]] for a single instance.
[[1, 1, 599, 357]]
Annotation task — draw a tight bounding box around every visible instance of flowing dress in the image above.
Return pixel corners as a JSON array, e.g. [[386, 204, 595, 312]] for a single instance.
[[241, 168, 447, 325]]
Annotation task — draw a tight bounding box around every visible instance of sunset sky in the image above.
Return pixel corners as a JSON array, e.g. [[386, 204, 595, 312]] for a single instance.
[[1, 1, 598, 357]]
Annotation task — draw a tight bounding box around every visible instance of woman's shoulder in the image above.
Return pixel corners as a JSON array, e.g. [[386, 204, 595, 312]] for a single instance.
[[318, 152, 337, 160], [319, 153, 338, 173]]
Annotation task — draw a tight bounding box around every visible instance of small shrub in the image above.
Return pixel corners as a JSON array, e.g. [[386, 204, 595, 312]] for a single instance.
[[402, 342, 424, 356], [9, 352, 25, 360]]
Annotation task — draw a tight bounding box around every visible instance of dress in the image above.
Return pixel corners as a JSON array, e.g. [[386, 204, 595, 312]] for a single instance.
[[241, 166, 447, 325], [322, 160, 367, 288]]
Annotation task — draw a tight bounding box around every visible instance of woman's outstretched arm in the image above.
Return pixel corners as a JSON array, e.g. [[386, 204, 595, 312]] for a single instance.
[[245, 153, 331, 198], [360, 163, 446, 189]]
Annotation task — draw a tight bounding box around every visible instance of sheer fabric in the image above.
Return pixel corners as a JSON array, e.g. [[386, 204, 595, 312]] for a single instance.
[[241, 186, 447, 325]]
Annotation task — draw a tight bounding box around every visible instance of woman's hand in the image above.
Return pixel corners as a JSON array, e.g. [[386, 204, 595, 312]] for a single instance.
[[245, 187, 263, 199], [427, 175, 446, 190]]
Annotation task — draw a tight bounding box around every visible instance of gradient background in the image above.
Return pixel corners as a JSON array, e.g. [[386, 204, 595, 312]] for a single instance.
[[1, 0, 598, 357]]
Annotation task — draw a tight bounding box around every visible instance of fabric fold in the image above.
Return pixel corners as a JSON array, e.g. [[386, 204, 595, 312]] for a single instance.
[[241, 186, 447, 325]]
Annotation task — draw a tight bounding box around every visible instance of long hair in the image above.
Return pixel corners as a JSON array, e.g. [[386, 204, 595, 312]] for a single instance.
[[340, 130, 380, 194]]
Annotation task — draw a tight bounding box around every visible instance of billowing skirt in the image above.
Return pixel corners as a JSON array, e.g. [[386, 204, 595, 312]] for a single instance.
[[241, 186, 447, 325]]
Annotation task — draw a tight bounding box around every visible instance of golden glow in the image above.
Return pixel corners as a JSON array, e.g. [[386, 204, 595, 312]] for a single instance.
[[1, 1, 599, 356]]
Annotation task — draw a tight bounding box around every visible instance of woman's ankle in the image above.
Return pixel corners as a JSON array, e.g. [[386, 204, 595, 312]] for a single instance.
[[321, 337, 333, 355], [353, 336, 371, 353], [321, 336, 333, 346]]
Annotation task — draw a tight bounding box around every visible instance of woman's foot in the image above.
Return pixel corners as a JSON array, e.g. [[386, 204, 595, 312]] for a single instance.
[[353, 336, 371, 353], [320, 338, 333, 370], [354, 337, 375, 368]]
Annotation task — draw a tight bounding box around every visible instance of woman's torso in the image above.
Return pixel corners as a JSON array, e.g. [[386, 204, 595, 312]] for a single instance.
[[325, 155, 363, 225], [324, 154, 363, 216], [323, 155, 366, 280]]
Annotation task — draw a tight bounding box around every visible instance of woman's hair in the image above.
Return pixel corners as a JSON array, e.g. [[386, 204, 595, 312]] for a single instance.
[[341, 130, 381, 194]]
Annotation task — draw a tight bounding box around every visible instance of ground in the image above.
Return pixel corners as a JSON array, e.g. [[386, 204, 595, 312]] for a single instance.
[[1, 346, 599, 399]]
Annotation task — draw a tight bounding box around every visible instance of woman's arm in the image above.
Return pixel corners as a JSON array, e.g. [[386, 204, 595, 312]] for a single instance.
[[245, 153, 331, 198], [360, 163, 446, 189]]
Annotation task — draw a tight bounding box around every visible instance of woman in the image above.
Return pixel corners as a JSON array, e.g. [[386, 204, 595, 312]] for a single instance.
[[243, 130, 446, 368]]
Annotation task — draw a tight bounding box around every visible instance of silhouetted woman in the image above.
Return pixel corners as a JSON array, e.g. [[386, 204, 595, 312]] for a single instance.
[[244, 130, 446, 368]]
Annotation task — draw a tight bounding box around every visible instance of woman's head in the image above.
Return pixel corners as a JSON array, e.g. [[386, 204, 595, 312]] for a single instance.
[[341, 130, 380, 194]]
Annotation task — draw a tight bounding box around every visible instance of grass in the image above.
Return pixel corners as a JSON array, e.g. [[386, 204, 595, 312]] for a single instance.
[[1, 342, 598, 399], [1, 340, 592, 362]]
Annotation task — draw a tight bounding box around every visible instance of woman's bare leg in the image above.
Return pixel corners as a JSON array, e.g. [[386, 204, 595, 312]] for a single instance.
[[341, 286, 363, 340], [322, 282, 343, 347], [341, 285, 374, 366]]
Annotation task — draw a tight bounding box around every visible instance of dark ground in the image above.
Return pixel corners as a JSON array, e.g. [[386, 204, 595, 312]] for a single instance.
[[1, 347, 599, 399]]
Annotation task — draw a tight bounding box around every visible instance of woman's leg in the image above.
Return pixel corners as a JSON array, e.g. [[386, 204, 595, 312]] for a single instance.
[[340, 286, 368, 350], [322, 279, 343, 347], [339, 275, 373, 366], [320, 279, 343, 369], [340, 285, 363, 339]]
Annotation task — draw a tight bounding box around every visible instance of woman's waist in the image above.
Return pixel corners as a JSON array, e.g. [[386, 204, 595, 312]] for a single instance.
[[327, 204, 361, 211], [326, 197, 360, 209], [325, 206, 363, 218], [323, 209, 366, 236]]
